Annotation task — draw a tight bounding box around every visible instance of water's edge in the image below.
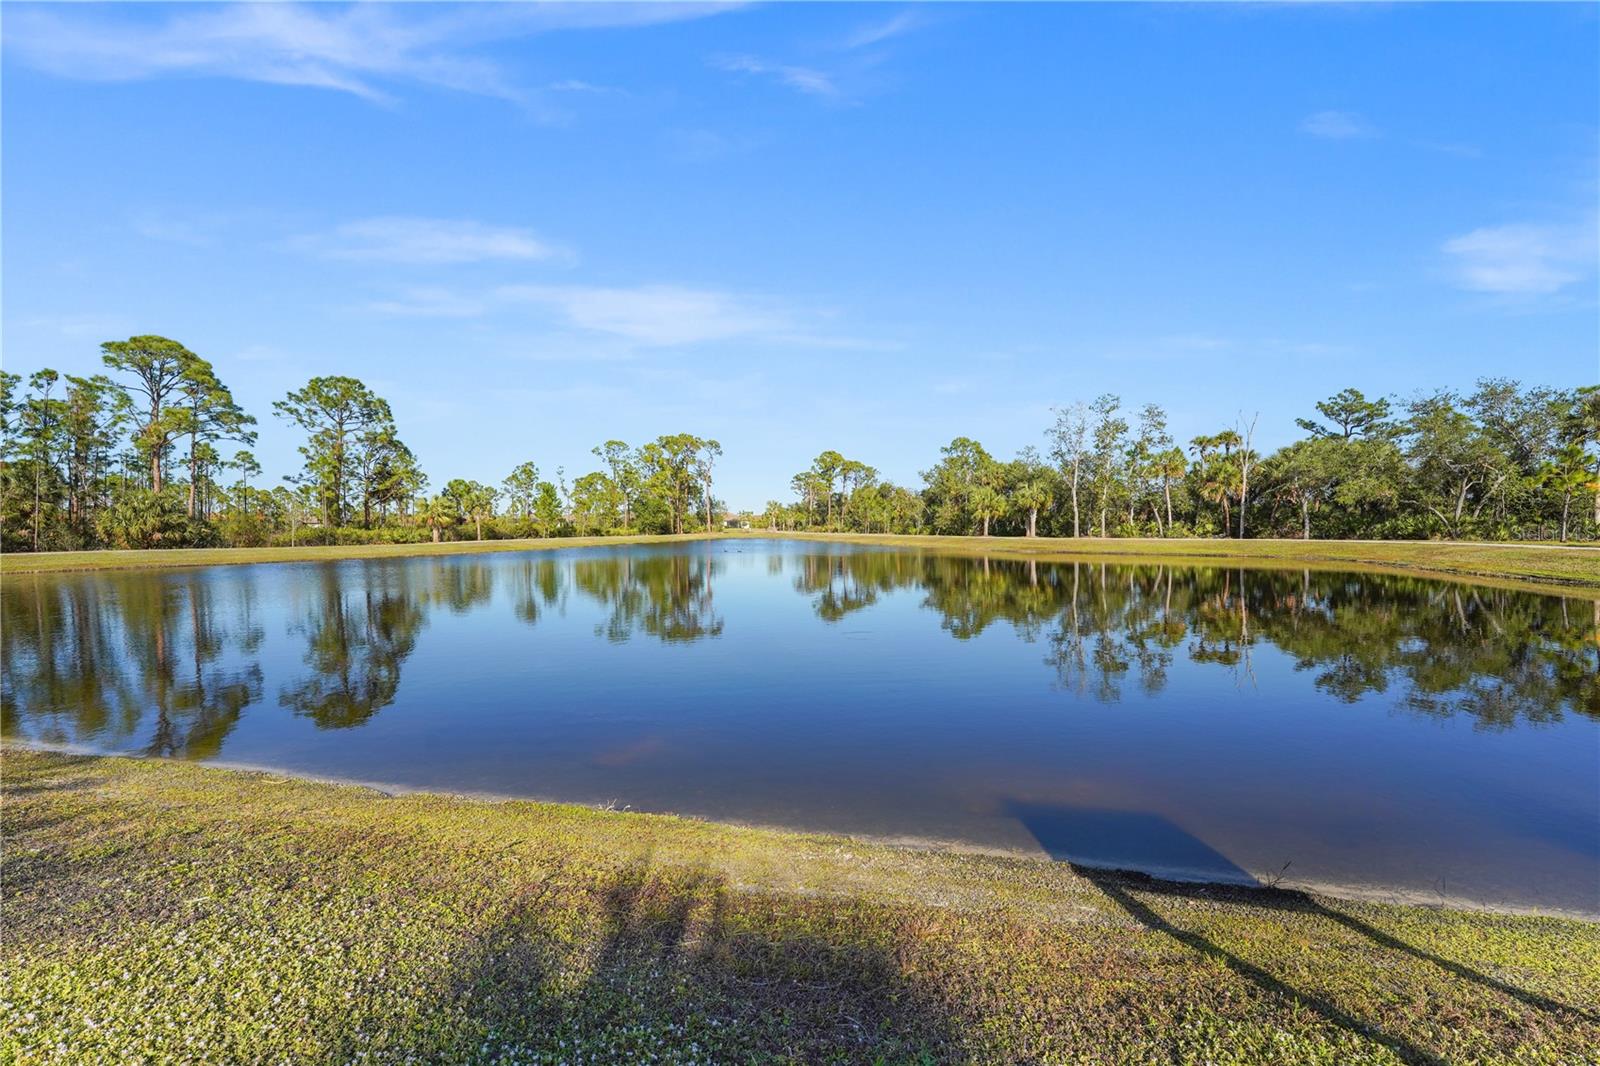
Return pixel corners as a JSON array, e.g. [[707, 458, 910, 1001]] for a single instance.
[[12, 740, 1594, 922]]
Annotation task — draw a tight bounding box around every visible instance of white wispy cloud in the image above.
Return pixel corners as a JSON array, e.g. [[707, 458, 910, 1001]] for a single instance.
[[665, 128, 754, 162], [543, 79, 626, 96], [712, 9, 922, 105], [15, 313, 134, 340], [290, 218, 558, 265], [498, 283, 791, 345], [1091, 334, 1357, 363], [930, 376, 975, 396], [131, 211, 220, 247], [712, 54, 840, 99], [3, 3, 732, 106], [1442, 219, 1597, 295], [1300, 110, 1378, 140], [366, 286, 491, 318], [231, 344, 292, 364], [367, 280, 894, 351], [1415, 140, 1483, 159], [841, 11, 922, 51], [1301, 110, 1485, 157], [1157, 334, 1232, 352]]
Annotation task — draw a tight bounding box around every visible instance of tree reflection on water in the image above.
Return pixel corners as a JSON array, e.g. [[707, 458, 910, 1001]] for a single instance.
[[3, 549, 1594, 753]]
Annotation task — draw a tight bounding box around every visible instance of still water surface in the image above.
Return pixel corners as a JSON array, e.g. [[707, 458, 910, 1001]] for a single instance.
[[4, 541, 1597, 912]]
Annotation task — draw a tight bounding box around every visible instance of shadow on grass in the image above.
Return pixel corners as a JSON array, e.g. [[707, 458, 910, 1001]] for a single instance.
[[2, 756, 117, 881], [398, 857, 963, 1064], [1299, 897, 1598, 1024], [1010, 800, 1593, 1066], [4, 754, 961, 1061], [1, 752, 108, 796], [1072, 868, 1449, 1066], [6, 807, 965, 1062]]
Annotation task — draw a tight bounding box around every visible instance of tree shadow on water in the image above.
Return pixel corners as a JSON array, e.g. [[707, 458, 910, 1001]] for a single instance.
[[422, 857, 964, 1064], [1006, 803, 1259, 885], [1008, 800, 1594, 1066]]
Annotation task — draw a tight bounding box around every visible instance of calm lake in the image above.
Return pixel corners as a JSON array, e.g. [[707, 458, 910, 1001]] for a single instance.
[[4, 540, 1597, 913]]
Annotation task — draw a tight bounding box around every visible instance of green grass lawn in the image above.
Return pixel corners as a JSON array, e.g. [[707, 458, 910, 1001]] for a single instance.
[[0, 532, 711, 575], [742, 532, 1600, 592], [4, 748, 1596, 1065], [3, 531, 1596, 593]]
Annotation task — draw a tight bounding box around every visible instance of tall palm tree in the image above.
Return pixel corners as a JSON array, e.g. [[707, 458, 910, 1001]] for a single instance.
[[1012, 478, 1052, 537], [1191, 430, 1243, 536], [419, 494, 454, 544], [970, 484, 1008, 537], [1156, 447, 1187, 534]]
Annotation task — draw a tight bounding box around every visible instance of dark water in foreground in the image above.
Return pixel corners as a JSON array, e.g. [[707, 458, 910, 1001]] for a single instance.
[[4, 540, 1597, 912]]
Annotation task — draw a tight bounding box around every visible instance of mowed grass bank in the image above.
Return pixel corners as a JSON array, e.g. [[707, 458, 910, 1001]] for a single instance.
[[744, 531, 1600, 592], [0, 533, 712, 575], [3, 531, 1595, 592], [4, 749, 1596, 1065]]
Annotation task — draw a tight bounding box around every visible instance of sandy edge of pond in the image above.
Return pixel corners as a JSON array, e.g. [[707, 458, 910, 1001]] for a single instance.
[[11, 739, 1595, 922]]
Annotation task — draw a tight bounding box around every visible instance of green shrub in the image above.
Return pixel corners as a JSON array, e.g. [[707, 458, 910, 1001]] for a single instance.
[[95, 489, 204, 549]]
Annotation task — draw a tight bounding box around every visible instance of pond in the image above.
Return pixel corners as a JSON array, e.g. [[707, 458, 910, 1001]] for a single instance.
[[4, 540, 1597, 913]]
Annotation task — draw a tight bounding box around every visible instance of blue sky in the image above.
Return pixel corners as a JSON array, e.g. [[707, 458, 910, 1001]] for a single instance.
[[3, 2, 1596, 508]]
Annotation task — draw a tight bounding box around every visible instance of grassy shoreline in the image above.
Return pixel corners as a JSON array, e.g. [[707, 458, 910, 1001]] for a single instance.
[[5, 748, 1597, 1064], [3, 530, 1596, 591], [0, 532, 714, 575], [742, 531, 1600, 592]]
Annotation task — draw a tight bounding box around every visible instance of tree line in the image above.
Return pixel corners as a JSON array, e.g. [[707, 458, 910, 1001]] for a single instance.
[[768, 382, 1599, 542], [0, 336, 725, 551], [2, 334, 1596, 551]]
